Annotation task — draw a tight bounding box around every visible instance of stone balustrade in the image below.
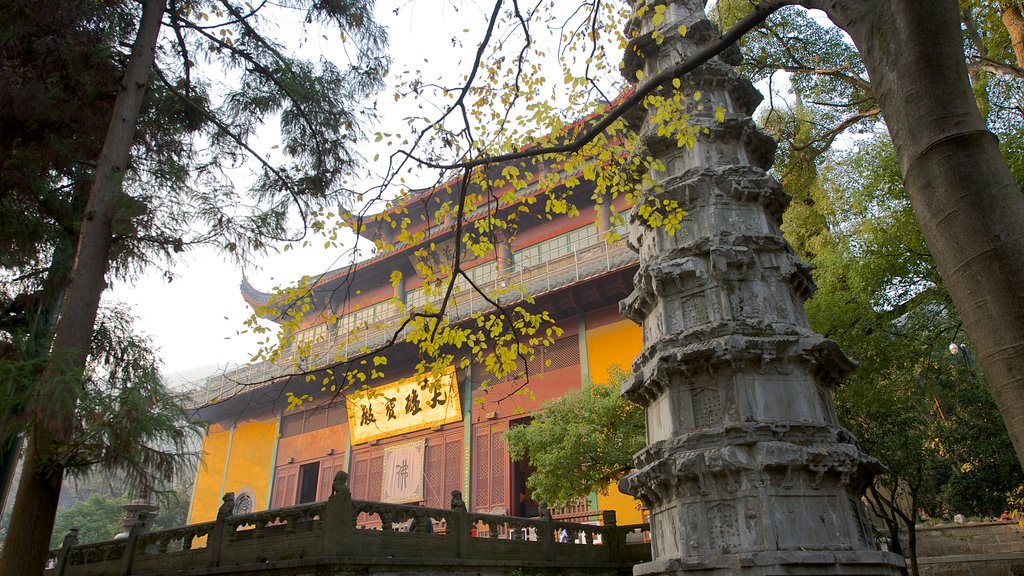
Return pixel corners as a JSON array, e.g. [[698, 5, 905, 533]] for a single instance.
[[46, 472, 650, 576]]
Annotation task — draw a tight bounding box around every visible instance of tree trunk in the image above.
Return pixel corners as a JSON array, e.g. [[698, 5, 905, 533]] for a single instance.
[[1001, 2, 1024, 68], [803, 0, 1024, 470], [0, 235, 76, 513], [906, 520, 919, 576], [0, 1, 163, 573]]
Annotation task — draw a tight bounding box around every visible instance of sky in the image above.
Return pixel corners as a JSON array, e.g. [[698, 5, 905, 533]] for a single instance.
[[109, 1, 549, 380], [108, 1, 801, 385]]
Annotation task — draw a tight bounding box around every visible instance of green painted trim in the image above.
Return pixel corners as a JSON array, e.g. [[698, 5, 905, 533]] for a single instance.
[[580, 318, 596, 512], [577, 314, 590, 387], [265, 411, 283, 510], [343, 422, 353, 473], [184, 428, 207, 524], [219, 425, 236, 498], [462, 363, 474, 505]]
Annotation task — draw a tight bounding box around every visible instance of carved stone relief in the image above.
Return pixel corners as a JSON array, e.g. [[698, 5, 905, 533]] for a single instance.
[[618, 1, 905, 573]]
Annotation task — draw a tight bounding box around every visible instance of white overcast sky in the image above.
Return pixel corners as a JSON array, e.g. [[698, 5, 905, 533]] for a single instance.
[[108, 1, 801, 382], [109, 1, 551, 379]]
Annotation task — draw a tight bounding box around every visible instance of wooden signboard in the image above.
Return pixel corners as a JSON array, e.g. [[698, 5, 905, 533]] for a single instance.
[[346, 366, 461, 444]]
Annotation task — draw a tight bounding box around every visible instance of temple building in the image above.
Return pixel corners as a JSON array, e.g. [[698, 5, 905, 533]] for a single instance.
[[185, 149, 647, 528]]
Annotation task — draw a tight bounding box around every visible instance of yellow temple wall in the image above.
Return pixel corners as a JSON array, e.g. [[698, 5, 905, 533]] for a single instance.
[[188, 424, 230, 524], [188, 418, 278, 523], [585, 315, 644, 525], [586, 317, 641, 384], [222, 418, 278, 509]]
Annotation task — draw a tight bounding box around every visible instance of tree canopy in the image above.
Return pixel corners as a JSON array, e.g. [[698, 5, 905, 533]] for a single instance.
[[0, 0, 391, 571], [505, 366, 644, 506], [6, 0, 1024, 570]]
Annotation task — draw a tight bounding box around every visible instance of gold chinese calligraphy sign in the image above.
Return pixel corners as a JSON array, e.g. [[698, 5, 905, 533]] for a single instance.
[[346, 366, 462, 445]]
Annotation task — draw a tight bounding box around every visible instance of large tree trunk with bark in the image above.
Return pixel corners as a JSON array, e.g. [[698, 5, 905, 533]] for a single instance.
[[1001, 2, 1024, 68], [0, 236, 76, 512], [805, 0, 1024, 468], [0, 1, 163, 573]]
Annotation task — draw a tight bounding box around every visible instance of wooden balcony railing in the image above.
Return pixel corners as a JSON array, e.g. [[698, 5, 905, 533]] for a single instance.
[[186, 237, 637, 408]]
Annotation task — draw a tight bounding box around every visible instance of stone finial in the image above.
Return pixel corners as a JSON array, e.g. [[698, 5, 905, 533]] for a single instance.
[[62, 527, 80, 549], [450, 490, 467, 511], [539, 502, 552, 520], [129, 511, 149, 537], [217, 493, 235, 520], [332, 470, 351, 497]]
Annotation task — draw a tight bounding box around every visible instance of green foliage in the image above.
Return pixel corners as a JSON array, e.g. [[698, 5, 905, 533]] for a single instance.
[[49, 495, 126, 548], [0, 305, 201, 495], [44, 474, 191, 548], [0, 1, 388, 562], [505, 366, 644, 506], [732, 0, 1024, 525], [150, 485, 192, 532], [245, 3, 699, 403], [786, 135, 1024, 520]]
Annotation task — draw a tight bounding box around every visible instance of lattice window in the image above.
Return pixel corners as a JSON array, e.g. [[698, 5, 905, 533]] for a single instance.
[[271, 466, 299, 509], [533, 336, 580, 373], [491, 433, 506, 506], [350, 448, 384, 501], [468, 261, 498, 287], [472, 424, 508, 513], [296, 324, 328, 346], [550, 496, 589, 518], [280, 412, 304, 438], [516, 224, 598, 269], [498, 336, 580, 383], [472, 429, 491, 511], [424, 441, 444, 508], [281, 404, 346, 438], [316, 454, 347, 502], [423, 433, 463, 509], [406, 287, 428, 309], [444, 438, 463, 503], [367, 454, 384, 501]]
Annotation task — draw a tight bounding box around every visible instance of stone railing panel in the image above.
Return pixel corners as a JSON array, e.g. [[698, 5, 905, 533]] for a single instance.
[[48, 474, 649, 576]]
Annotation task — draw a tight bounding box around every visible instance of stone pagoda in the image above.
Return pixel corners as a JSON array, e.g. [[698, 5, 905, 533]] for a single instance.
[[617, 1, 906, 574]]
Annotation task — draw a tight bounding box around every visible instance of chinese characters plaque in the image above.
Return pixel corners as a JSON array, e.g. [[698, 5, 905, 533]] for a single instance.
[[346, 366, 461, 444]]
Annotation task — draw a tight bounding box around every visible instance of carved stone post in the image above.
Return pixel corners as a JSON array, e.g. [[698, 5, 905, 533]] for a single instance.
[[617, 2, 905, 574], [322, 471, 354, 556], [538, 502, 554, 560], [450, 489, 469, 559], [55, 528, 79, 576], [120, 512, 148, 576], [602, 510, 621, 561], [207, 492, 233, 568]]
